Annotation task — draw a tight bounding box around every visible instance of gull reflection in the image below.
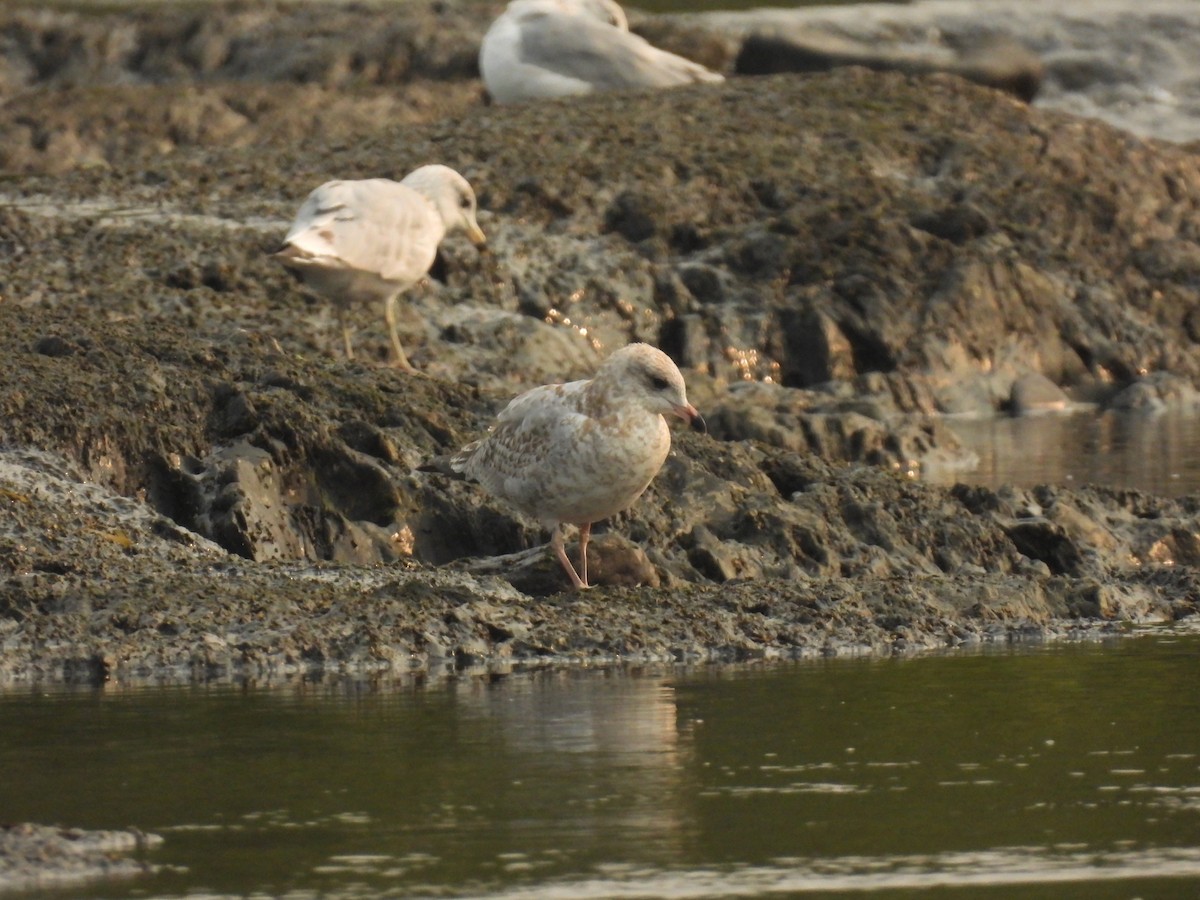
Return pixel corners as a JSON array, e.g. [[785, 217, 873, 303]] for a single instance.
[[450, 669, 689, 861]]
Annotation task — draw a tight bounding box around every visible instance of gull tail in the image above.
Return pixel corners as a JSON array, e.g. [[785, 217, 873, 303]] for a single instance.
[[417, 441, 479, 479]]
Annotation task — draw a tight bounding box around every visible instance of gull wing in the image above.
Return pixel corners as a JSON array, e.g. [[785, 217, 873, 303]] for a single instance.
[[281, 179, 445, 284], [454, 380, 595, 507], [517, 9, 722, 90]]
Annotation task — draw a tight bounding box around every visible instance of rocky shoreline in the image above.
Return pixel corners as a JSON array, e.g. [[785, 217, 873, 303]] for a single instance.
[[0, 823, 161, 892], [0, 1, 1199, 687]]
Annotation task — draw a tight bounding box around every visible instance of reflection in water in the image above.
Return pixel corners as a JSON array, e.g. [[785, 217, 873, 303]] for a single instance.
[[925, 409, 1200, 497], [2, 633, 1200, 899], [450, 671, 689, 864], [455, 670, 680, 758]]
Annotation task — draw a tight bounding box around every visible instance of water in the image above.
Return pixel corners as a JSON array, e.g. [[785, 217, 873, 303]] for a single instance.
[[4, 628, 1200, 898], [924, 407, 1200, 498]]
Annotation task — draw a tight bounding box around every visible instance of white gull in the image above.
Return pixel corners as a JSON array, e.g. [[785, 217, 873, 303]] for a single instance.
[[479, 0, 724, 105], [448, 343, 703, 589], [274, 165, 486, 371]]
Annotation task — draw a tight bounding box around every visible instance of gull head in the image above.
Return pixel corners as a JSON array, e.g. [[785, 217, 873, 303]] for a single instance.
[[401, 164, 487, 247], [599, 343, 704, 430], [578, 0, 629, 30], [509, 0, 628, 30]]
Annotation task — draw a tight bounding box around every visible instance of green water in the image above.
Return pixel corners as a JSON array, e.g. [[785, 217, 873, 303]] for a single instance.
[[3, 629, 1200, 898]]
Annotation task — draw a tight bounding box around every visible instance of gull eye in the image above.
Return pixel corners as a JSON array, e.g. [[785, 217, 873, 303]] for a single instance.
[[648, 374, 671, 391], [460, 195, 473, 210]]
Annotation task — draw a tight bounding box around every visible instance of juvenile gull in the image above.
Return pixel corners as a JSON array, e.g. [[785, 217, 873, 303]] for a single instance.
[[275, 165, 486, 370], [447, 343, 703, 589], [480, 0, 724, 105]]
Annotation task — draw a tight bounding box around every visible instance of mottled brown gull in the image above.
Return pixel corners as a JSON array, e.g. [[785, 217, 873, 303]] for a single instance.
[[480, 0, 724, 105], [274, 165, 486, 371], [446, 343, 703, 589]]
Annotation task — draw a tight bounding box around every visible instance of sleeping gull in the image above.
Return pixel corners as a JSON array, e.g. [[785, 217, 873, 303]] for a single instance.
[[444, 343, 703, 589], [480, 0, 724, 105], [274, 165, 486, 370]]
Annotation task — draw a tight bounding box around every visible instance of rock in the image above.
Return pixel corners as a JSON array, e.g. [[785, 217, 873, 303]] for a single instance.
[[604, 190, 666, 243], [778, 308, 857, 386], [587, 532, 662, 588], [32, 334, 80, 357], [1142, 528, 1200, 568], [0, 823, 161, 892], [176, 439, 404, 563], [1108, 372, 1200, 412], [704, 380, 973, 471], [685, 524, 766, 583], [1010, 372, 1071, 415], [735, 27, 1044, 102], [431, 307, 604, 389], [677, 263, 728, 306]]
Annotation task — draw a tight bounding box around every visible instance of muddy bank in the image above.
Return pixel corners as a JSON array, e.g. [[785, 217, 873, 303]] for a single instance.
[[0, 1, 1199, 684], [3, 430, 1195, 686], [1, 314, 1196, 684]]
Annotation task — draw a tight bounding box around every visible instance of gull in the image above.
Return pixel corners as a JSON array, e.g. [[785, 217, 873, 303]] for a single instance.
[[443, 343, 703, 589], [275, 165, 486, 370], [479, 0, 724, 105]]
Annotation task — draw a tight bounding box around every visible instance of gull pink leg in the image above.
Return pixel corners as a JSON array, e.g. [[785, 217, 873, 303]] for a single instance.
[[550, 525, 587, 590]]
